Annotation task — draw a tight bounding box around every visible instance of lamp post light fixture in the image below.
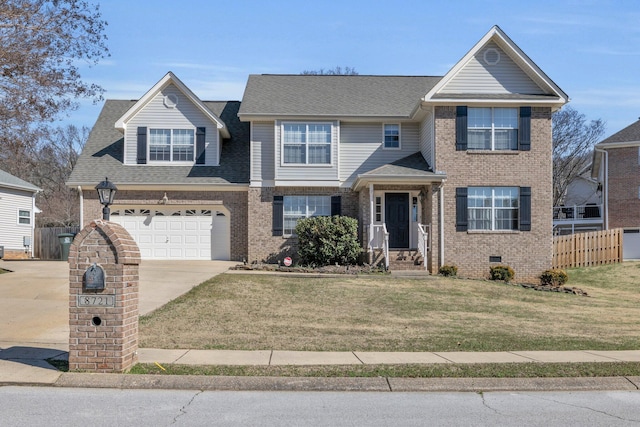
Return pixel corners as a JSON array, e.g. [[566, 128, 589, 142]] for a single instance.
[[95, 177, 118, 220]]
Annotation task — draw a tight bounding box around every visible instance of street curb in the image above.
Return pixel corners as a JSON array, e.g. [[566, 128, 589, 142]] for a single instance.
[[49, 373, 640, 392]]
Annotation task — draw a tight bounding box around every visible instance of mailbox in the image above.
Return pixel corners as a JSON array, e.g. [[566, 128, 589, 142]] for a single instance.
[[84, 263, 105, 290]]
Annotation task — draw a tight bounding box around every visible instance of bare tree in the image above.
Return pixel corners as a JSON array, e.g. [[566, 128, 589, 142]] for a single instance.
[[31, 125, 89, 226], [0, 0, 108, 166], [301, 66, 359, 75], [552, 106, 606, 206]]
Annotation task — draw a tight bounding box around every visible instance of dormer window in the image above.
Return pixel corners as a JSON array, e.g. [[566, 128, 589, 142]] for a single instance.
[[149, 128, 195, 162]]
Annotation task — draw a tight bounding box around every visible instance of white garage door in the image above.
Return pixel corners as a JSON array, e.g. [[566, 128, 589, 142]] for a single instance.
[[110, 208, 230, 260]]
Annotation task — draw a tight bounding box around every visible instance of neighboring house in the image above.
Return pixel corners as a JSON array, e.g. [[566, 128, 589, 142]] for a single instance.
[[0, 169, 41, 259], [68, 26, 568, 281], [553, 165, 603, 235], [592, 119, 640, 259]]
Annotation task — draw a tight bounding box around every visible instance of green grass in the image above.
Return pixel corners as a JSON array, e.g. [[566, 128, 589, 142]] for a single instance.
[[129, 362, 640, 378], [139, 262, 640, 352]]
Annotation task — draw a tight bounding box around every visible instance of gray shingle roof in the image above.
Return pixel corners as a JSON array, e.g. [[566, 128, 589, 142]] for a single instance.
[[599, 119, 640, 144], [238, 75, 442, 118], [0, 169, 40, 192], [360, 152, 437, 177], [67, 100, 249, 186]]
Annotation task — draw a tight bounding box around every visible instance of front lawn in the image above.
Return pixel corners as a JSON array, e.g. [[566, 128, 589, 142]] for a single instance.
[[139, 262, 640, 352]]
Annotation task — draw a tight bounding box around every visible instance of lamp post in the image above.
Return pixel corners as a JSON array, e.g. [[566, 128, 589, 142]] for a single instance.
[[95, 177, 118, 220]]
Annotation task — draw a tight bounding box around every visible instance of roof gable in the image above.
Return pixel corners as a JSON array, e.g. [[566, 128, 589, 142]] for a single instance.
[[0, 169, 40, 193], [598, 119, 640, 145], [114, 72, 230, 138], [424, 26, 568, 107]]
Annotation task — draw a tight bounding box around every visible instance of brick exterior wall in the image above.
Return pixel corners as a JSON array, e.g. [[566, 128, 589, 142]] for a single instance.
[[68, 220, 141, 373], [247, 187, 358, 264], [83, 189, 248, 261], [606, 146, 640, 229], [434, 106, 553, 282]]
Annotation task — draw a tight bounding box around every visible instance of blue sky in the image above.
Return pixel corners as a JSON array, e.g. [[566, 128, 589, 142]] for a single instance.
[[70, 0, 640, 138]]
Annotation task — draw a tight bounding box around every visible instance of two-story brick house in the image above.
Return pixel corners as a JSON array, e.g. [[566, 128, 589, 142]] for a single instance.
[[592, 119, 640, 259], [68, 26, 568, 281]]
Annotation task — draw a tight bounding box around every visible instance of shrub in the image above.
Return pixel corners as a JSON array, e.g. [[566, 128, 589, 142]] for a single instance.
[[438, 265, 458, 277], [295, 216, 362, 267], [540, 269, 568, 287], [489, 265, 515, 282]]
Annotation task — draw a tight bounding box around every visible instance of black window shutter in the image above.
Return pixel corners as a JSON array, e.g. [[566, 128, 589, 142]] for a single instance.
[[518, 107, 531, 151], [519, 187, 531, 231], [455, 106, 468, 151], [273, 196, 283, 236], [196, 127, 206, 164], [136, 127, 147, 164], [331, 196, 341, 216], [456, 187, 468, 232]]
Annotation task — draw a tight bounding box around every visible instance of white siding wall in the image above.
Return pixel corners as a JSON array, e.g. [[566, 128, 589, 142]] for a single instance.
[[124, 84, 220, 165], [340, 122, 420, 184], [274, 120, 339, 182], [440, 42, 544, 94], [419, 111, 434, 169], [250, 122, 275, 183], [0, 188, 34, 251]]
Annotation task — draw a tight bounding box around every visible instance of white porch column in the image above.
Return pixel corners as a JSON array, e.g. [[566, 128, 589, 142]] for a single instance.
[[369, 183, 374, 253]]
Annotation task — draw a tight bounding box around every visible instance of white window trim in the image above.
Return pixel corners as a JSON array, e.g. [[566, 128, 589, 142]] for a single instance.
[[280, 122, 334, 167], [468, 187, 519, 231], [468, 107, 518, 151], [147, 127, 196, 164], [17, 208, 31, 226], [382, 123, 401, 150], [282, 195, 331, 236]]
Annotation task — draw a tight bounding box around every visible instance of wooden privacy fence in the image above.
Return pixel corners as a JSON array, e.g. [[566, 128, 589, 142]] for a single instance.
[[34, 226, 80, 260], [553, 228, 623, 269]]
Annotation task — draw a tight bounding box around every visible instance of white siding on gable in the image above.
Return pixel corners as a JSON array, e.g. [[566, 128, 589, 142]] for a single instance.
[[340, 122, 420, 184], [250, 122, 275, 183], [439, 42, 545, 95], [0, 187, 35, 251], [419, 111, 434, 169], [124, 84, 220, 165]]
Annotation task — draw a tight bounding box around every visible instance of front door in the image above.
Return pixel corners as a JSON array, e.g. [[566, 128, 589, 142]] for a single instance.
[[385, 193, 409, 248]]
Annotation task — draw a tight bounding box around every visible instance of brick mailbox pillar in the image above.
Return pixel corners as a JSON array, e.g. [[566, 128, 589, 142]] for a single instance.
[[68, 219, 141, 372]]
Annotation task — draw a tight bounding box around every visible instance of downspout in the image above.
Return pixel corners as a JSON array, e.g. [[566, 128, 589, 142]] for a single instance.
[[78, 186, 84, 227], [31, 192, 37, 258], [369, 183, 374, 255], [439, 182, 445, 268], [594, 148, 608, 230]]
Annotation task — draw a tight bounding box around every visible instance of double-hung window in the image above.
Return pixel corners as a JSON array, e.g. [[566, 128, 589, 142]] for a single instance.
[[383, 124, 400, 149], [149, 129, 195, 162], [18, 209, 31, 225], [283, 123, 331, 165], [467, 187, 519, 230], [468, 108, 518, 150], [283, 195, 331, 235]]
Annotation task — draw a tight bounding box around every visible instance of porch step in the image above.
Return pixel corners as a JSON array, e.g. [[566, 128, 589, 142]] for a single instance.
[[387, 250, 426, 271]]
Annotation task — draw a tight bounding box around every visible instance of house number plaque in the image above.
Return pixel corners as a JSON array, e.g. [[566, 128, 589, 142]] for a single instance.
[[77, 294, 115, 307]]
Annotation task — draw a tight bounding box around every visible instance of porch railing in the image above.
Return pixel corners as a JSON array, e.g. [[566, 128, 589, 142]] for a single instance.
[[417, 223, 430, 270], [553, 204, 603, 222], [370, 223, 390, 269]]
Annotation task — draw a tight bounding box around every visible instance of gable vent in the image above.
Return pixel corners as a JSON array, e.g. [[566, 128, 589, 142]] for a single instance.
[[483, 48, 500, 66]]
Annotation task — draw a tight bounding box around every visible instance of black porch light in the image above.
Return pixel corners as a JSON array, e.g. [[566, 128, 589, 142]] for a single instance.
[[95, 177, 118, 220]]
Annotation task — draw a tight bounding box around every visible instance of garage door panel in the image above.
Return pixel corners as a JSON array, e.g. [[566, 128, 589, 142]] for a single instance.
[[111, 207, 228, 261]]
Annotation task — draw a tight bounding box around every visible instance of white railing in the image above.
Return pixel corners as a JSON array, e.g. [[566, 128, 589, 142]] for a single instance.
[[370, 223, 390, 269], [553, 204, 603, 222], [417, 223, 430, 270]]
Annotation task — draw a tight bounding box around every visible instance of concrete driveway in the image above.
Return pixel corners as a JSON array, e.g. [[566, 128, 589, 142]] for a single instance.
[[0, 260, 237, 351]]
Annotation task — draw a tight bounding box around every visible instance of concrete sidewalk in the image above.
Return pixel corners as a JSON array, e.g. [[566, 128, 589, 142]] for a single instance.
[[3, 348, 640, 392]]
